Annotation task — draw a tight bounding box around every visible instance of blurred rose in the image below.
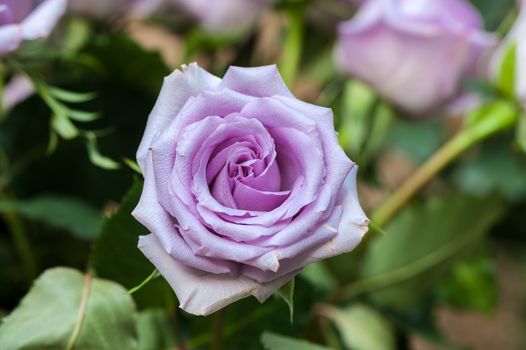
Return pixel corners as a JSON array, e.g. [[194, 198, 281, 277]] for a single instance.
[[490, 0, 526, 106], [68, 0, 162, 18], [173, 0, 274, 32], [2, 74, 35, 111], [133, 63, 369, 316], [335, 0, 496, 114], [0, 0, 67, 55]]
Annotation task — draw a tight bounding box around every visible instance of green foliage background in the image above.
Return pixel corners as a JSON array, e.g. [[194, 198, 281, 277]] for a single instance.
[[0, 0, 525, 349]]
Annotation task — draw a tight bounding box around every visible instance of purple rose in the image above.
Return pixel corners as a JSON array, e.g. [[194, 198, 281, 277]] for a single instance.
[[172, 0, 274, 32], [335, 0, 496, 114], [0, 0, 67, 55], [133, 64, 369, 316], [490, 0, 526, 107]]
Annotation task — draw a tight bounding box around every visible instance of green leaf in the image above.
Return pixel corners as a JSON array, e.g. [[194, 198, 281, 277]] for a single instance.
[[275, 278, 295, 323], [387, 119, 444, 163], [138, 309, 177, 350], [316, 304, 395, 350], [0, 195, 102, 240], [300, 262, 338, 291], [52, 113, 78, 139], [0, 267, 138, 350], [128, 269, 160, 295], [90, 179, 166, 308], [437, 254, 498, 313], [451, 138, 526, 202], [47, 129, 59, 154], [261, 332, 334, 350], [86, 33, 170, 94], [338, 80, 377, 158], [517, 115, 526, 154], [66, 109, 100, 122], [357, 195, 504, 310], [85, 133, 120, 170], [498, 42, 517, 97], [60, 16, 92, 53], [124, 157, 142, 174], [49, 87, 96, 103]]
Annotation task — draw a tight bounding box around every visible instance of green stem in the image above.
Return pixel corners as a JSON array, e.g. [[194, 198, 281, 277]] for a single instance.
[[371, 101, 519, 228], [332, 217, 487, 302], [279, 4, 304, 87], [187, 304, 277, 348], [2, 194, 37, 280], [211, 308, 225, 350]]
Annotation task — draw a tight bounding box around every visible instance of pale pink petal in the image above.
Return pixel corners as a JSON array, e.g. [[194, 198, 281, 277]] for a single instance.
[[138, 234, 292, 316], [137, 63, 221, 170], [0, 24, 21, 55], [219, 65, 294, 98], [2, 74, 35, 111], [20, 0, 67, 40]]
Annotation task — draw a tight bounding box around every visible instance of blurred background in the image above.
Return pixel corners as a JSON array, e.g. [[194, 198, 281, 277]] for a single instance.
[[0, 0, 525, 349]]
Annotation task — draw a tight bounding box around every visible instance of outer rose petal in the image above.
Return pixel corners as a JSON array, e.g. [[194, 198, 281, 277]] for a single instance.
[[0, 24, 21, 55], [138, 234, 293, 316], [2, 0, 33, 22], [137, 63, 221, 170], [219, 65, 294, 98], [20, 0, 67, 40], [133, 151, 235, 274], [243, 166, 369, 282]]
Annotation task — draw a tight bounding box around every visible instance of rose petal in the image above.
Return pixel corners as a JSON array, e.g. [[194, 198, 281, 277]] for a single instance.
[[138, 233, 293, 316], [20, 0, 67, 40], [2, 0, 32, 22], [196, 205, 289, 242], [132, 151, 235, 274], [232, 179, 290, 211], [137, 63, 221, 170], [219, 65, 294, 98], [0, 24, 21, 55], [243, 166, 369, 282]]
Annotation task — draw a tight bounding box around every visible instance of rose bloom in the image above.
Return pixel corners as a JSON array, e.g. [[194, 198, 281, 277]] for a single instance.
[[172, 0, 274, 32], [490, 0, 526, 106], [133, 64, 369, 316], [335, 0, 496, 114], [0, 0, 67, 55]]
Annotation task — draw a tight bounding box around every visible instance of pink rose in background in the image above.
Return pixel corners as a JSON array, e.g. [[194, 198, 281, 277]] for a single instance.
[[490, 0, 526, 107], [335, 0, 496, 115], [0, 0, 67, 55], [173, 0, 274, 32], [133, 63, 369, 316]]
